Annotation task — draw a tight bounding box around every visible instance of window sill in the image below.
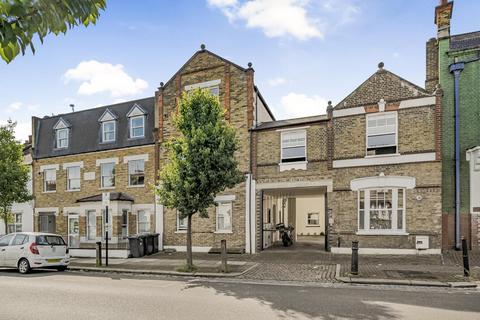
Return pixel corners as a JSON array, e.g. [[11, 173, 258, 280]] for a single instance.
[[364, 153, 400, 159], [279, 161, 308, 172], [306, 225, 321, 227], [127, 185, 145, 188], [99, 187, 115, 190], [66, 189, 81, 192], [175, 230, 187, 234], [42, 191, 56, 194], [356, 230, 409, 236], [214, 230, 233, 234]]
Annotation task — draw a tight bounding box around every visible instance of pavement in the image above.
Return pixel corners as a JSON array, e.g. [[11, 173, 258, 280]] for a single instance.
[[0, 271, 479, 320], [68, 243, 480, 287]]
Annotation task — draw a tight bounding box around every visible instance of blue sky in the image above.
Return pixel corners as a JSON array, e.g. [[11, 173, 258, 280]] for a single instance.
[[1, 0, 479, 141]]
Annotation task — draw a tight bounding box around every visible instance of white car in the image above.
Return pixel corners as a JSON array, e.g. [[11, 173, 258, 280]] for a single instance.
[[0, 232, 70, 274]]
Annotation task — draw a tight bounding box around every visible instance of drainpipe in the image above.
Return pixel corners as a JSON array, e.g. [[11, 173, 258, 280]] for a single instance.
[[449, 62, 464, 250]]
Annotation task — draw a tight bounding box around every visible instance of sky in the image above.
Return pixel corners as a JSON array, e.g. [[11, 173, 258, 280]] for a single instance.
[[1, 0, 479, 142]]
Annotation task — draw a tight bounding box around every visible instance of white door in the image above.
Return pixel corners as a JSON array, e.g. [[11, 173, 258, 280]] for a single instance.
[[68, 215, 80, 248]]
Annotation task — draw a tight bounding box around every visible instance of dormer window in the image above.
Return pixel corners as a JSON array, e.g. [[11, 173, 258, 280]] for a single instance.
[[56, 129, 69, 148], [130, 116, 145, 138], [102, 121, 116, 142], [126, 104, 147, 139], [99, 109, 117, 143], [53, 118, 71, 149]]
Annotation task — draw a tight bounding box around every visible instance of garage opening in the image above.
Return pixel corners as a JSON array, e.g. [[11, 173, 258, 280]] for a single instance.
[[260, 187, 328, 251]]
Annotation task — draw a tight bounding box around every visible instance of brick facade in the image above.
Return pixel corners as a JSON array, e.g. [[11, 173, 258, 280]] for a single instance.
[[33, 145, 156, 249]]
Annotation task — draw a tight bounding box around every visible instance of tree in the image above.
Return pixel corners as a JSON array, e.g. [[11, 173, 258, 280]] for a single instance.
[[0, 0, 106, 63], [0, 121, 31, 233], [156, 89, 244, 271]]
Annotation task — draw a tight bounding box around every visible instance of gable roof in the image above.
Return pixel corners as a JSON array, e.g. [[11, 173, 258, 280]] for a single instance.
[[450, 31, 480, 52], [334, 67, 430, 110], [126, 103, 147, 117], [53, 118, 71, 130], [163, 47, 248, 88], [98, 108, 118, 122], [33, 97, 155, 159]]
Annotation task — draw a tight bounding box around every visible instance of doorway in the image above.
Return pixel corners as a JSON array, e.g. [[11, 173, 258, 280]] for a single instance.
[[39, 213, 56, 233], [68, 215, 80, 248]]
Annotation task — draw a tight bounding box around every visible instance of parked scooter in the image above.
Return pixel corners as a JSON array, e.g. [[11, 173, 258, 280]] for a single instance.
[[275, 223, 295, 247]]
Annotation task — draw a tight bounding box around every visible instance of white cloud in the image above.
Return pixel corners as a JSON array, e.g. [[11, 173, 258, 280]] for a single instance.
[[209, 0, 323, 40], [4, 102, 39, 114], [277, 92, 328, 119], [268, 77, 287, 87], [208, 0, 361, 40], [64, 60, 149, 97]]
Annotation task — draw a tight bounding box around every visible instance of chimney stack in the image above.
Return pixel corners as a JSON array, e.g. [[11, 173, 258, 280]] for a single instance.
[[425, 38, 439, 92], [435, 1, 453, 39]]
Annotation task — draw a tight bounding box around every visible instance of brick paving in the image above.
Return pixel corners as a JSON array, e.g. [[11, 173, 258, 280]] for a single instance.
[[73, 244, 480, 283], [239, 263, 336, 282]]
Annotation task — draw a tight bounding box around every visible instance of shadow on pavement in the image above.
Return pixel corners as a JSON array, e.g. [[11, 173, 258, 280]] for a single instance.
[[185, 280, 480, 319], [0, 268, 65, 278]]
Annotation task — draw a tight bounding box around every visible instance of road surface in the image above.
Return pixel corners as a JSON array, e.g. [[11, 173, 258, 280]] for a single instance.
[[0, 269, 479, 319]]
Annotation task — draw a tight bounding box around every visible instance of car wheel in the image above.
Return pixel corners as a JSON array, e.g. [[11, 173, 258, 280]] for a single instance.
[[18, 258, 31, 274], [56, 266, 67, 272]]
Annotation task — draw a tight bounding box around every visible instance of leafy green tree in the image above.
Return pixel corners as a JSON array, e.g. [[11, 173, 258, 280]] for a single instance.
[[0, 121, 31, 233], [156, 89, 244, 271], [0, 0, 106, 63]]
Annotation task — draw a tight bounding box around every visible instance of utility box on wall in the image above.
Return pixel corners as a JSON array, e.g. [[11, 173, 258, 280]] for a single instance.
[[415, 236, 429, 250]]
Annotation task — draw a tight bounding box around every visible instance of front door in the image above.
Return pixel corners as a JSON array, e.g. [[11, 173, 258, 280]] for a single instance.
[[68, 215, 80, 248], [39, 213, 56, 233]]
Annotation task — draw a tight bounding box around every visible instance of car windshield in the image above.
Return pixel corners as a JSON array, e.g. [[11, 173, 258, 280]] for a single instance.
[[36, 235, 66, 246]]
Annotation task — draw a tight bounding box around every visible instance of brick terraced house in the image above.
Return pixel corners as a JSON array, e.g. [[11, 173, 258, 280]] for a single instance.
[[32, 98, 158, 257], [155, 47, 274, 253], [252, 63, 443, 254]]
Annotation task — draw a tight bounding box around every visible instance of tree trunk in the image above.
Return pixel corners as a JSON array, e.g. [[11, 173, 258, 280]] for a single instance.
[[186, 213, 193, 270], [3, 218, 7, 235]]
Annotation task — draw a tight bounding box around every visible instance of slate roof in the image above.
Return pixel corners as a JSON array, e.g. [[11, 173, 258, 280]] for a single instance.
[[334, 68, 430, 110], [450, 31, 480, 52], [76, 192, 135, 203], [252, 114, 327, 131], [33, 97, 155, 159]]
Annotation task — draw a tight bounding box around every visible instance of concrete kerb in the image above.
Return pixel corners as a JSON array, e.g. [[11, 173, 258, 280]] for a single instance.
[[68, 262, 259, 278], [334, 264, 478, 288]]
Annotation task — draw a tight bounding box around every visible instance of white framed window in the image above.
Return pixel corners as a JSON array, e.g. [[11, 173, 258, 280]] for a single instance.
[[43, 169, 56, 192], [307, 212, 320, 226], [185, 79, 220, 96], [137, 210, 150, 234], [366, 112, 397, 156], [121, 210, 129, 239], [87, 210, 97, 241], [177, 211, 187, 231], [7, 213, 22, 233], [128, 159, 145, 186], [358, 188, 406, 233], [102, 120, 116, 142], [100, 162, 115, 188], [66, 166, 81, 191], [56, 128, 69, 149], [281, 130, 306, 163], [216, 202, 233, 232], [130, 116, 145, 138]]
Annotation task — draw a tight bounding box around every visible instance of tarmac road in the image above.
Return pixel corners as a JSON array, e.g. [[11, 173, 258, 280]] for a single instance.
[[0, 269, 479, 320]]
